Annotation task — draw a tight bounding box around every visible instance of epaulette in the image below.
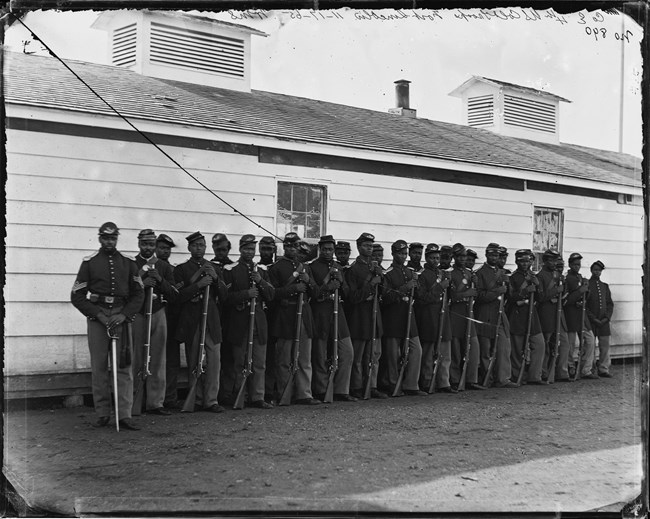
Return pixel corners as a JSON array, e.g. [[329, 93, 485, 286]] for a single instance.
[[224, 263, 236, 271], [257, 264, 268, 271], [83, 251, 99, 262]]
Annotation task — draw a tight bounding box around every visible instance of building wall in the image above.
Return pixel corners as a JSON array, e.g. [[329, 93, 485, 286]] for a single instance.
[[5, 121, 643, 388]]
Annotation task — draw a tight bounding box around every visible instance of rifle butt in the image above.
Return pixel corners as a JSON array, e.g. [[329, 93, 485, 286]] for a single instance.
[[458, 364, 467, 392], [233, 376, 248, 410], [392, 367, 405, 397], [547, 358, 557, 384], [428, 357, 439, 394], [131, 378, 144, 416], [482, 358, 495, 388], [279, 373, 295, 406], [181, 379, 199, 412], [323, 373, 335, 403], [363, 373, 372, 400]]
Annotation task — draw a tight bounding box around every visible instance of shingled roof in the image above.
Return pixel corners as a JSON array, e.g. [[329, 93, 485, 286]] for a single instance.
[[4, 51, 641, 188]]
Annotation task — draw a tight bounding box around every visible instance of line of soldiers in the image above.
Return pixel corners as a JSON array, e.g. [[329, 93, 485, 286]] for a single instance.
[[71, 223, 614, 431]]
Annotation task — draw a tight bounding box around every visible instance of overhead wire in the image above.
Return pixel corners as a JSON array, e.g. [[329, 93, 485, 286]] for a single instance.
[[9, 12, 283, 241]]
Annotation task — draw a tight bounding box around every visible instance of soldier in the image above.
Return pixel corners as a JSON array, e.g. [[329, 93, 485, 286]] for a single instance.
[[156, 234, 183, 409], [221, 235, 275, 409], [70, 222, 144, 430], [449, 244, 484, 390], [475, 243, 517, 388], [564, 253, 598, 379], [536, 250, 571, 382], [268, 232, 320, 405], [258, 236, 277, 403], [507, 250, 546, 385], [379, 240, 426, 396], [258, 236, 277, 266], [586, 260, 614, 377], [297, 240, 317, 263], [211, 233, 234, 270], [496, 247, 510, 273], [132, 229, 177, 415], [308, 235, 357, 402], [371, 243, 385, 270], [335, 241, 352, 267], [174, 232, 228, 412], [465, 249, 478, 271], [406, 242, 424, 272], [414, 243, 455, 393], [345, 233, 387, 399]]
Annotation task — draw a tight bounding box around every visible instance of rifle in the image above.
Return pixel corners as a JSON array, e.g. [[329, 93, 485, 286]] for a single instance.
[[132, 286, 154, 416], [107, 325, 120, 432], [323, 286, 339, 403], [182, 284, 210, 412], [516, 291, 535, 386], [482, 281, 506, 387], [457, 276, 476, 392], [573, 274, 587, 381], [234, 295, 256, 410], [279, 291, 304, 406], [428, 282, 448, 394], [393, 270, 418, 397], [547, 275, 563, 384], [364, 262, 380, 400]]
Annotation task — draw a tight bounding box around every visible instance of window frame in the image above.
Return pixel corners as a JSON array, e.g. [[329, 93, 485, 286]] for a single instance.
[[275, 180, 328, 242], [532, 206, 564, 271]]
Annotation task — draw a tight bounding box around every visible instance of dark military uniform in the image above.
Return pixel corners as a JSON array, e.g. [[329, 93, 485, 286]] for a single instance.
[[258, 236, 278, 401], [308, 249, 355, 399], [345, 235, 385, 397], [564, 256, 597, 377], [379, 241, 423, 394], [414, 249, 453, 391], [71, 223, 144, 426], [174, 233, 228, 410], [587, 261, 614, 376], [448, 247, 480, 388], [222, 252, 275, 405], [268, 234, 317, 403], [474, 244, 514, 387], [133, 236, 177, 413], [506, 251, 545, 384]]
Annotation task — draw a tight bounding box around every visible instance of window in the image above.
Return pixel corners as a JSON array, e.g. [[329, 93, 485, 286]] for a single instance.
[[532, 207, 563, 271], [276, 182, 327, 240]]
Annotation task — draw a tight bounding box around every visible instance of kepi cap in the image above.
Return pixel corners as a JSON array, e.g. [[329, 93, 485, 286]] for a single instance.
[[212, 233, 229, 245], [137, 229, 156, 241], [542, 249, 560, 260], [156, 233, 176, 247], [425, 243, 440, 255], [591, 260, 605, 270], [409, 242, 423, 250], [498, 246, 508, 256], [466, 248, 478, 259], [372, 243, 384, 252], [259, 236, 276, 247], [486, 242, 500, 253], [186, 231, 205, 244], [239, 234, 257, 247], [391, 240, 408, 253], [515, 249, 532, 260], [283, 232, 301, 245], [98, 222, 119, 236], [452, 243, 466, 257], [356, 232, 375, 245], [318, 235, 336, 246], [568, 252, 583, 263], [335, 241, 351, 251]]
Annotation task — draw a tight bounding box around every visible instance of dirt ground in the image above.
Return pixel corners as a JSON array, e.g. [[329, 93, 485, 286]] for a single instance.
[[2, 359, 643, 517]]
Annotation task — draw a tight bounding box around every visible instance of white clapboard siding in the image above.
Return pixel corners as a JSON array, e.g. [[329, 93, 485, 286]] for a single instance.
[[6, 302, 86, 336], [4, 335, 90, 375]]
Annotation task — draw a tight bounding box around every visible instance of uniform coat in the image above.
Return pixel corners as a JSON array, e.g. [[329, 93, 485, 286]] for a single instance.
[[449, 265, 476, 338], [506, 270, 542, 336], [414, 265, 451, 342], [381, 263, 419, 339], [474, 263, 509, 339], [564, 270, 592, 333], [344, 256, 383, 340], [307, 257, 351, 339], [535, 268, 565, 333], [586, 277, 614, 337]]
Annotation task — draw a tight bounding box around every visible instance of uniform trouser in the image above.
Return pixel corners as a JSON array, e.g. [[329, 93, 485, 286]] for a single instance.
[[351, 338, 382, 393], [419, 340, 452, 390], [381, 336, 423, 392], [542, 331, 571, 380], [230, 334, 267, 403], [186, 328, 221, 408], [87, 316, 133, 419], [133, 309, 167, 410], [163, 311, 180, 406], [312, 336, 354, 396], [265, 337, 277, 399], [595, 335, 611, 374], [478, 329, 512, 386], [568, 330, 597, 377], [275, 323, 314, 401], [450, 335, 480, 385], [510, 333, 545, 383]]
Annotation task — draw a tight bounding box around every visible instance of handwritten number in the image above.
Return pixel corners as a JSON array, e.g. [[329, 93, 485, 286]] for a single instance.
[[578, 12, 586, 24]]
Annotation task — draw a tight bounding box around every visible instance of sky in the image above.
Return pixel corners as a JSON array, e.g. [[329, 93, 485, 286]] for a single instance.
[[4, 7, 643, 157]]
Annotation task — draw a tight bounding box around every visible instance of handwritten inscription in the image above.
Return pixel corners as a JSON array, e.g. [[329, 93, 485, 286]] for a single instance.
[[226, 8, 634, 44]]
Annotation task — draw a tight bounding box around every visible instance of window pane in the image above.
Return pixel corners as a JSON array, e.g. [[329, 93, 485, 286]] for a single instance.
[[306, 214, 321, 239], [308, 187, 322, 213], [278, 183, 291, 211], [293, 185, 307, 212]]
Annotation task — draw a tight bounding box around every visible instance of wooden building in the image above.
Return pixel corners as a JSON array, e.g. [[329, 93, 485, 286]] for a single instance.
[[4, 11, 643, 398]]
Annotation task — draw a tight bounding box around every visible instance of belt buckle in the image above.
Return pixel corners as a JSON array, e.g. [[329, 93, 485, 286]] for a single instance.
[[105, 296, 115, 304]]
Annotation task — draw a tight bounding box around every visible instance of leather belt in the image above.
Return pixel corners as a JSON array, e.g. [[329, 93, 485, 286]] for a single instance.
[[89, 294, 126, 305]]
